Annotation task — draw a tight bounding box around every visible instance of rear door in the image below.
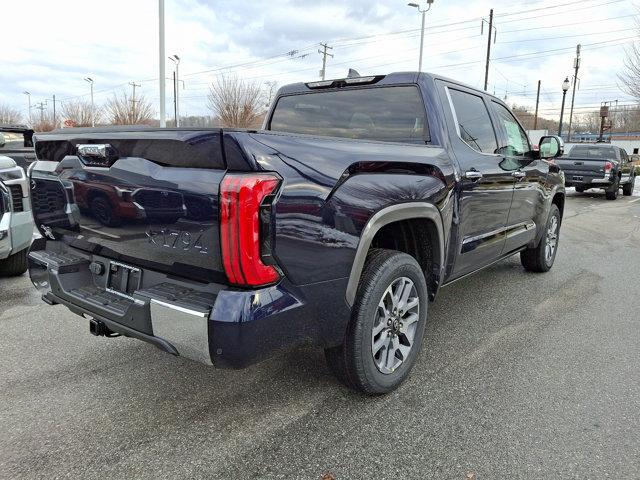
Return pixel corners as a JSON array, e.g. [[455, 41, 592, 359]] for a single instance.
[[440, 83, 515, 278], [490, 100, 545, 253]]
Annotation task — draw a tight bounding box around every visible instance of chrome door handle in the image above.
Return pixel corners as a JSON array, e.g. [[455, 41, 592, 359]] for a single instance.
[[512, 171, 526, 179], [464, 170, 483, 180]]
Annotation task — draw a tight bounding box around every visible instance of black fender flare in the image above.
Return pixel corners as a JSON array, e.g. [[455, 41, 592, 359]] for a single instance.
[[345, 202, 445, 306]]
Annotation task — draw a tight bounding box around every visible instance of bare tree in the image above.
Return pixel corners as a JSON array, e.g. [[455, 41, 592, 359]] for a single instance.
[[619, 44, 640, 101], [105, 91, 154, 125], [61, 100, 101, 127], [31, 111, 57, 132], [207, 75, 264, 128], [0, 103, 22, 125]]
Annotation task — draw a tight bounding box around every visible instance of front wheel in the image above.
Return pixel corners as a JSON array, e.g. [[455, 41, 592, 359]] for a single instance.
[[325, 249, 428, 394], [90, 196, 121, 227], [520, 204, 561, 273]]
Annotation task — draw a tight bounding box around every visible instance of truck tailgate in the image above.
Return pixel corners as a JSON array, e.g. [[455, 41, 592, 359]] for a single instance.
[[31, 129, 227, 283]]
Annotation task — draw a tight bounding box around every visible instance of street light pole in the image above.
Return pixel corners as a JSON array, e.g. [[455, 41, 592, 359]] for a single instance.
[[23, 91, 31, 124], [558, 77, 570, 137], [408, 1, 434, 72], [159, 0, 166, 127], [84, 77, 94, 127], [169, 55, 180, 127]]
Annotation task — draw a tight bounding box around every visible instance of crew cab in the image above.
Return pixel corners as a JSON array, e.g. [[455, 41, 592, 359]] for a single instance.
[[0, 156, 32, 276], [27, 72, 565, 393], [557, 143, 635, 199]]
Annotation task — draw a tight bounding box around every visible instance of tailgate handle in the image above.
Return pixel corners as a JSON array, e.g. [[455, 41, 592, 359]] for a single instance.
[[573, 161, 583, 165]]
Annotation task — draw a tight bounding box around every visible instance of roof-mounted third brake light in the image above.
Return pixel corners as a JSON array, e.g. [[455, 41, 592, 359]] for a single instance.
[[305, 75, 384, 89]]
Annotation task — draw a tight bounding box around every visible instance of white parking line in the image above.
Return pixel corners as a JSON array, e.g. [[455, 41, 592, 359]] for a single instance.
[[629, 197, 640, 203]]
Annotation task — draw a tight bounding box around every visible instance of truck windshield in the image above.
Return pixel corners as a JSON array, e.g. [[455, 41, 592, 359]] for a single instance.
[[269, 86, 428, 144], [568, 145, 617, 159]]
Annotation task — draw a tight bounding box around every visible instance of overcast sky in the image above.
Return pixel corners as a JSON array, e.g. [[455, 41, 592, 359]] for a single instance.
[[2, 0, 636, 122]]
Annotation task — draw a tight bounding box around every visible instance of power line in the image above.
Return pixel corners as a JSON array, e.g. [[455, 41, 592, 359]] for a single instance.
[[495, 0, 625, 17]]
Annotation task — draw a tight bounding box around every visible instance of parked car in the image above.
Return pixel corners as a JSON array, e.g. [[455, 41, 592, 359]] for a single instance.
[[27, 72, 565, 393], [557, 143, 636, 199], [0, 125, 36, 172], [0, 156, 32, 276]]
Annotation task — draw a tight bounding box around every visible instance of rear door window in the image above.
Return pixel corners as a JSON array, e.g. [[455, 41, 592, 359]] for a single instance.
[[447, 88, 498, 154], [269, 86, 428, 144]]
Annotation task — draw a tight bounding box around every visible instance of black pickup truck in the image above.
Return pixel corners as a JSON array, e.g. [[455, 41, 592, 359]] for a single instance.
[[557, 143, 636, 199], [27, 72, 565, 394]]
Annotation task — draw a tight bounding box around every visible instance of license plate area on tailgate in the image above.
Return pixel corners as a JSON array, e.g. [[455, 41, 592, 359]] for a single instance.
[[572, 176, 583, 181], [106, 261, 142, 299]]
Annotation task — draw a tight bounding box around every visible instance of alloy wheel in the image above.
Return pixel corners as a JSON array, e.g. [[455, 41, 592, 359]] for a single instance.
[[545, 215, 559, 263], [371, 277, 420, 374]]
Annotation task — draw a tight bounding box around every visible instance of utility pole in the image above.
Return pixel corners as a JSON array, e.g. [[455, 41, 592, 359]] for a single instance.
[[482, 9, 496, 91], [533, 80, 541, 130], [158, 0, 166, 127], [567, 44, 581, 142], [129, 82, 141, 123], [52, 94, 56, 127], [318, 43, 333, 80]]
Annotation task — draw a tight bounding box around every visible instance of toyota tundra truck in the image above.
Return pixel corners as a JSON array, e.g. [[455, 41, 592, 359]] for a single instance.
[[27, 72, 566, 394]]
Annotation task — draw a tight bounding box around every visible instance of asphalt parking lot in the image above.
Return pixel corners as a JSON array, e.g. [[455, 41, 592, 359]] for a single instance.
[[1, 187, 639, 479]]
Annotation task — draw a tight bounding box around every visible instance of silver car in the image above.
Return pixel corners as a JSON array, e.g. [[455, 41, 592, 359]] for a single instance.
[[0, 155, 33, 276]]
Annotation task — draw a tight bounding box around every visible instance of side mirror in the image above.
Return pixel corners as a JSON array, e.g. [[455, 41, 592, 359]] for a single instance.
[[539, 135, 564, 159], [0, 133, 5, 148]]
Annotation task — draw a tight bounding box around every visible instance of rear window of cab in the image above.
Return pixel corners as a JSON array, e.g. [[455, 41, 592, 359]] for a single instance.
[[269, 86, 428, 144]]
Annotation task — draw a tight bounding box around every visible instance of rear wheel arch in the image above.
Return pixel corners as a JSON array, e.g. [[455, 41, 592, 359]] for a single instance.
[[346, 203, 445, 307]]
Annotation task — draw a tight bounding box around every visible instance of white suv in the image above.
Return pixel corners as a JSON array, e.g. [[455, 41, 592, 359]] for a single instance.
[[0, 156, 33, 276]]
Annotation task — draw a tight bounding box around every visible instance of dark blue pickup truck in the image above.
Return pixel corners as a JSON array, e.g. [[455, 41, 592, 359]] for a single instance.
[[28, 72, 565, 393]]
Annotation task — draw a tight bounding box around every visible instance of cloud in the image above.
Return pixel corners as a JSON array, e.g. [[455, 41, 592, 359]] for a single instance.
[[1, 0, 636, 121]]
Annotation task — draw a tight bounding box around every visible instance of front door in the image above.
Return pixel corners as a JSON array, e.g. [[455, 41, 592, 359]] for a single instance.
[[490, 100, 546, 254], [441, 84, 515, 278]]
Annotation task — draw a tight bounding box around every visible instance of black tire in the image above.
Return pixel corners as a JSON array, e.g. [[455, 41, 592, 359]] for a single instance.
[[90, 195, 121, 227], [325, 249, 428, 394], [605, 177, 619, 200], [520, 204, 561, 273], [575, 186, 585, 193], [0, 248, 29, 277], [623, 175, 635, 196]]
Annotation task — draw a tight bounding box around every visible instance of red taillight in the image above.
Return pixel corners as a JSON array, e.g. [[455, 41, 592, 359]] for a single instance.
[[220, 173, 281, 287], [604, 161, 613, 173]]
